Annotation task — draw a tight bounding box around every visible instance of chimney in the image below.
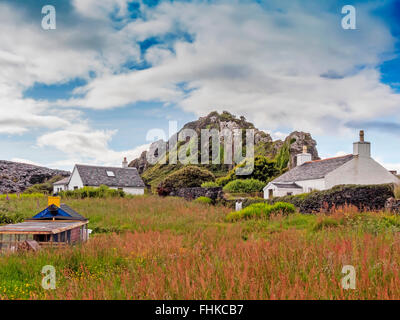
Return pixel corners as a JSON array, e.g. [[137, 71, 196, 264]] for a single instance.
[[122, 157, 128, 168], [296, 145, 312, 166], [353, 130, 371, 158]]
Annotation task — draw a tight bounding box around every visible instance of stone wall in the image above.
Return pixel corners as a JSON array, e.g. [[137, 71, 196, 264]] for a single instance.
[[385, 197, 400, 213], [168, 187, 224, 202], [269, 184, 394, 213]]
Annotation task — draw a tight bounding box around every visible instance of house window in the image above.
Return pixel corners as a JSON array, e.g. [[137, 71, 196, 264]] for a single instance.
[[106, 171, 115, 177], [74, 186, 78, 190], [287, 192, 293, 196], [118, 188, 123, 191]]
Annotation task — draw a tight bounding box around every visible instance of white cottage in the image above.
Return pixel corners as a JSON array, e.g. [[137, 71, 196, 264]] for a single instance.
[[264, 131, 399, 199], [54, 158, 146, 195], [53, 177, 70, 194]]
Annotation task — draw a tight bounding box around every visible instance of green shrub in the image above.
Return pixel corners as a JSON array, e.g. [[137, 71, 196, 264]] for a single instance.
[[215, 155, 280, 187], [59, 185, 125, 199], [225, 202, 296, 222], [157, 166, 215, 196], [24, 175, 66, 194], [312, 218, 340, 231], [271, 202, 296, 215], [223, 179, 265, 193], [201, 181, 219, 188], [216, 174, 233, 187], [194, 197, 213, 205], [0, 193, 45, 200]]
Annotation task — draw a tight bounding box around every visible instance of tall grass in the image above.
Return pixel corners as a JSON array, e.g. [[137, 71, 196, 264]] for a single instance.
[[0, 196, 399, 299]]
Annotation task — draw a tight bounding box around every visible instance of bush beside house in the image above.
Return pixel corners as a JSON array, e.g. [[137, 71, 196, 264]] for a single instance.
[[157, 166, 215, 196], [223, 179, 265, 193]]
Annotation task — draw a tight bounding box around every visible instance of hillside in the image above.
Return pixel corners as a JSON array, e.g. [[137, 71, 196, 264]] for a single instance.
[[0, 160, 70, 194], [129, 111, 319, 188]]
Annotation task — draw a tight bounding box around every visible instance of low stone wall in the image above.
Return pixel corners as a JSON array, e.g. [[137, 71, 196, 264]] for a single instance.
[[269, 184, 394, 213], [168, 187, 224, 202]]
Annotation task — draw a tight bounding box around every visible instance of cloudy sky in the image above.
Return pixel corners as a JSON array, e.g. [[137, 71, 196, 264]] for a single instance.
[[1, 0, 400, 171]]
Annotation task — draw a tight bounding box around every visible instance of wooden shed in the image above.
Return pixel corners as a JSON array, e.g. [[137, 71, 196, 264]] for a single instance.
[[0, 198, 89, 251]]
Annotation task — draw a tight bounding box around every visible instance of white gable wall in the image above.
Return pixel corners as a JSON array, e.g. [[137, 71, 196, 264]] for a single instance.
[[325, 156, 400, 189], [106, 186, 145, 195], [53, 183, 68, 194], [67, 166, 84, 190], [295, 178, 326, 192], [263, 184, 303, 198], [263, 178, 325, 199]]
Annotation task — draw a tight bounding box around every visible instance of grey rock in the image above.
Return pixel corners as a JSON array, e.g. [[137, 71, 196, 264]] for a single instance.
[[0, 160, 69, 194]]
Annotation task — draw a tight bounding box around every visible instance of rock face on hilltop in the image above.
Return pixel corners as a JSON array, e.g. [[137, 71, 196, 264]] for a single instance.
[[286, 131, 319, 168], [0, 161, 70, 194], [129, 111, 319, 188]]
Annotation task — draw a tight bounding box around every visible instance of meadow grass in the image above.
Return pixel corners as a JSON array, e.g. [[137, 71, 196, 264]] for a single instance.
[[0, 196, 400, 299]]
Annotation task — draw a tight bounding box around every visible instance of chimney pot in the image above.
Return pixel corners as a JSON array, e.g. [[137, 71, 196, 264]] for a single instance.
[[296, 147, 311, 166], [353, 130, 370, 157], [359, 130, 364, 142], [122, 157, 128, 168]]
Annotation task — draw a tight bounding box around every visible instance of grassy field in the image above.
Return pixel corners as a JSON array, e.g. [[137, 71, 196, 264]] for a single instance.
[[0, 196, 400, 299]]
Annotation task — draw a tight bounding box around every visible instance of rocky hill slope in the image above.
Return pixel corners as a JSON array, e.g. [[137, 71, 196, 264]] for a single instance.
[[0, 161, 70, 194], [129, 111, 319, 188]]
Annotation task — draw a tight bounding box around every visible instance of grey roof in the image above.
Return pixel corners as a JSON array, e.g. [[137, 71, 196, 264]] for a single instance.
[[271, 182, 302, 189], [75, 164, 145, 188], [273, 154, 355, 183], [30, 204, 88, 221], [53, 177, 70, 185], [0, 221, 85, 234], [59, 204, 88, 221]]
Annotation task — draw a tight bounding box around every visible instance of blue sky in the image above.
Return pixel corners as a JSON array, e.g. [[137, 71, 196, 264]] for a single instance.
[[1, 0, 400, 171]]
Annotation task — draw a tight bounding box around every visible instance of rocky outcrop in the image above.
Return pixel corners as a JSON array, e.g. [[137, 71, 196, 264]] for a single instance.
[[285, 131, 319, 168], [129, 111, 319, 181], [0, 160, 69, 194], [129, 150, 149, 174]]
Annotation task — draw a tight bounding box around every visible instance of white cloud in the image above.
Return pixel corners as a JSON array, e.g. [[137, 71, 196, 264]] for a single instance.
[[10, 158, 43, 167], [60, 1, 400, 135], [37, 124, 150, 167], [1, 0, 400, 168], [334, 151, 348, 157], [268, 131, 288, 141]]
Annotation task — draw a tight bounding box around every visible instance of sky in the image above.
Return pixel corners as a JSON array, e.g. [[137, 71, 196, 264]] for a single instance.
[[1, 0, 400, 171]]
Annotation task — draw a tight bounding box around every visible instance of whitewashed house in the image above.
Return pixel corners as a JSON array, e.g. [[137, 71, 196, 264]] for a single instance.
[[54, 158, 146, 195], [264, 131, 399, 199], [53, 177, 70, 194]]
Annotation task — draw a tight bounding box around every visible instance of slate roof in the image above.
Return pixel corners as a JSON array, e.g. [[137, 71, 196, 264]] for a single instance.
[[30, 204, 88, 221], [75, 164, 145, 188], [0, 221, 86, 234], [273, 154, 355, 183], [53, 177, 70, 185], [271, 182, 302, 189]]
